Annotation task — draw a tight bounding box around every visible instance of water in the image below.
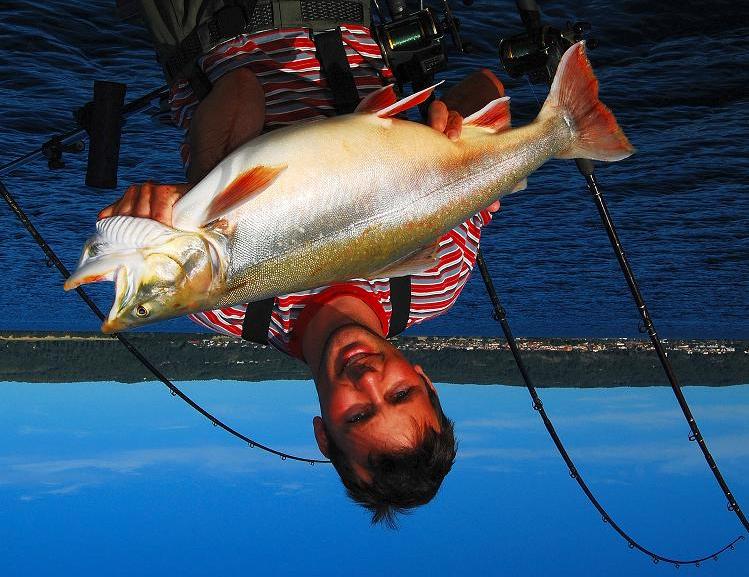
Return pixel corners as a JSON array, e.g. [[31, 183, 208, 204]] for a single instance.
[[0, 0, 747, 338], [1, 379, 747, 575]]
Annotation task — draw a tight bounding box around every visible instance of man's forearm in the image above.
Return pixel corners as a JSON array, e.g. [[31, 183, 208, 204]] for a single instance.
[[441, 69, 506, 117], [186, 67, 267, 184]]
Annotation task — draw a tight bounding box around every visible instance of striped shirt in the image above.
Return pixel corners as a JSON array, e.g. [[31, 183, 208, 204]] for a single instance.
[[170, 25, 493, 359]]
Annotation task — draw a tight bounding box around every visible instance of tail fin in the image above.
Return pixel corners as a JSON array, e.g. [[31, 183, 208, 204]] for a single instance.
[[541, 41, 635, 161]]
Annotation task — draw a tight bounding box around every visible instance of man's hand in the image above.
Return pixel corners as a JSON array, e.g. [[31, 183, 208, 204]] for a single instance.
[[97, 182, 189, 227], [427, 99, 463, 142], [427, 68, 506, 213]]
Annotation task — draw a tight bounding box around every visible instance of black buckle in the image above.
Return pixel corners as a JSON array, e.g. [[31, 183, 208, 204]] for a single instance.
[[197, 5, 248, 54]]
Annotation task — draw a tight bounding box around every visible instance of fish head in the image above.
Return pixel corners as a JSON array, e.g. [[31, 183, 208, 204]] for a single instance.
[[64, 217, 218, 333]]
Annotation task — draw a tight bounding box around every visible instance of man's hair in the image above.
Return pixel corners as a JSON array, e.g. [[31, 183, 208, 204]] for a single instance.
[[325, 383, 456, 528]]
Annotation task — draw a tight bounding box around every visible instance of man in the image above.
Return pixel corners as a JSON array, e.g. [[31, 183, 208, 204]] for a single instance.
[[108, 0, 503, 526]]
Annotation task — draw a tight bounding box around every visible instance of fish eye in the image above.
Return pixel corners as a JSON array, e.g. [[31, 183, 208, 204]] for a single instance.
[[135, 305, 150, 318]]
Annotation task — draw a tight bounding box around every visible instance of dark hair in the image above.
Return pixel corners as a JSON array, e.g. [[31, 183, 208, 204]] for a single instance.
[[325, 384, 456, 528]]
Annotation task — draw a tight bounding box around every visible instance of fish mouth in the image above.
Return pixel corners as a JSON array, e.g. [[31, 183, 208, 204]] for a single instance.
[[101, 319, 121, 334]]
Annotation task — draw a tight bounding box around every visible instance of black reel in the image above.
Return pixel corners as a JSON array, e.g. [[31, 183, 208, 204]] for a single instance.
[[499, 18, 597, 84], [373, 0, 471, 92]]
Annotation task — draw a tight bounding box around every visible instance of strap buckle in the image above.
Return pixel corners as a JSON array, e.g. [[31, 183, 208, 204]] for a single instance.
[[196, 5, 248, 54]]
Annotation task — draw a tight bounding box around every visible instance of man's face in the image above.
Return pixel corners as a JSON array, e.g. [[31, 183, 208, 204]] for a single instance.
[[312, 324, 440, 482]]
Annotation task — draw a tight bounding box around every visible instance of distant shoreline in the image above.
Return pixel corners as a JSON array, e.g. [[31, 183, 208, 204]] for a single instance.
[[1, 331, 746, 386]]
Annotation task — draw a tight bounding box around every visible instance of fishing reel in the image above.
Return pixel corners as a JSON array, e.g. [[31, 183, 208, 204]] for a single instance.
[[498, 2, 597, 85], [373, 0, 472, 91]]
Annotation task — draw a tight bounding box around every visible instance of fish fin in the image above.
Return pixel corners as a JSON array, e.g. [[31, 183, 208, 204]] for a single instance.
[[204, 164, 286, 224], [510, 178, 527, 193], [373, 241, 442, 278], [375, 82, 444, 118], [462, 97, 512, 133], [542, 41, 635, 161], [355, 84, 399, 114], [64, 256, 121, 291]]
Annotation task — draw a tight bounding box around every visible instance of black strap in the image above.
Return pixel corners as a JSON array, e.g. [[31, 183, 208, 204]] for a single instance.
[[313, 27, 360, 114], [241, 297, 275, 344], [165, 1, 259, 98], [241, 276, 411, 344], [387, 276, 411, 337]]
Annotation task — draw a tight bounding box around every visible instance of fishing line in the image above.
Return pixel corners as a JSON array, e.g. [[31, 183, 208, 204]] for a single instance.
[[475, 249, 744, 566], [0, 92, 328, 465]]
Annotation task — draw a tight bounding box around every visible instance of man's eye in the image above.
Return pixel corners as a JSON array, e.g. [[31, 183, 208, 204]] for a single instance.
[[348, 412, 368, 424], [393, 388, 413, 402]]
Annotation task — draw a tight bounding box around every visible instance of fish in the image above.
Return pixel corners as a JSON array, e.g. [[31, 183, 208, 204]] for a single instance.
[[65, 41, 634, 333]]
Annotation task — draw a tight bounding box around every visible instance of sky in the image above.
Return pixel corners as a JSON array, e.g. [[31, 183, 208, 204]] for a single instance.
[[1, 379, 747, 576]]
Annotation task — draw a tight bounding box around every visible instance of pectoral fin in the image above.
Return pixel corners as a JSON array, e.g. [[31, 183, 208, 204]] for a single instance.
[[372, 241, 442, 278], [372, 82, 444, 118], [204, 164, 286, 224], [355, 84, 399, 114], [462, 97, 511, 133]]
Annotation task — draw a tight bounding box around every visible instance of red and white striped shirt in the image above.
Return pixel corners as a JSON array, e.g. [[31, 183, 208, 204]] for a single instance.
[[169, 25, 493, 359]]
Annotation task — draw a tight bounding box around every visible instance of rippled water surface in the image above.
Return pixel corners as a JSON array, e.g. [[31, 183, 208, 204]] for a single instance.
[[0, 1, 747, 338]]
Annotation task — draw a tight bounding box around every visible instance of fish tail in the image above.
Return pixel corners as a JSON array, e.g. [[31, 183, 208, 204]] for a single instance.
[[541, 41, 635, 161]]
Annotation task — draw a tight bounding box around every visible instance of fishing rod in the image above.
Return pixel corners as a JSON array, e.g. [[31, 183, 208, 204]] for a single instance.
[[471, 0, 747, 564], [475, 252, 743, 566], [0, 86, 327, 465], [382, 5, 744, 560]]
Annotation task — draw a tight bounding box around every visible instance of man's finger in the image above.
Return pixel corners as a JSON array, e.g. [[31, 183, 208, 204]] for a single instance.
[[150, 186, 182, 227], [446, 110, 462, 141], [427, 100, 448, 133], [98, 203, 115, 220], [132, 184, 153, 218], [113, 184, 139, 216]]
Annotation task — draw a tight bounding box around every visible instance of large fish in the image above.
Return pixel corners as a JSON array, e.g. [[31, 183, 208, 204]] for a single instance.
[[65, 42, 633, 333]]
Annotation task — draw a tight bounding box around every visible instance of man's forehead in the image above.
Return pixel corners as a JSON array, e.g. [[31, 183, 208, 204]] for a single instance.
[[345, 404, 439, 454]]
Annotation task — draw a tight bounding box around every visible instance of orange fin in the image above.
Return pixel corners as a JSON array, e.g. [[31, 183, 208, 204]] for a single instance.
[[205, 164, 286, 223], [462, 97, 511, 133], [375, 81, 444, 118], [355, 84, 399, 114], [543, 41, 635, 161]]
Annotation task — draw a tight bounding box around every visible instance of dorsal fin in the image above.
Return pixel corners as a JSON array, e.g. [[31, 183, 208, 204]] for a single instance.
[[462, 96, 511, 133], [355, 84, 399, 114], [204, 164, 286, 224], [374, 81, 444, 118]]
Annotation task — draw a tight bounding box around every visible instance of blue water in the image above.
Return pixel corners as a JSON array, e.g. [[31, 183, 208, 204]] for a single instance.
[[0, 0, 747, 338], [1, 380, 747, 575]]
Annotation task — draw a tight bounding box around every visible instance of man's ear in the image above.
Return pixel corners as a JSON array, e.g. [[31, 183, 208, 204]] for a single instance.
[[312, 416, 330, 458], [414, 364, 437, 395]]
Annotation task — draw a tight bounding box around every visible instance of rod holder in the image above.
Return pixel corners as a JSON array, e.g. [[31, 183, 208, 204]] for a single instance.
[[85, 80, 126, 189]]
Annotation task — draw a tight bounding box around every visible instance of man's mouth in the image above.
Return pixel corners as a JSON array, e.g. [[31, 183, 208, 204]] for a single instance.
[[337, 343, 378, 375]]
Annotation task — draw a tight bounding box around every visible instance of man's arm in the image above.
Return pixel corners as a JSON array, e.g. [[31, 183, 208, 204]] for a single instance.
[[99, 67, 266, 222], [185, 67, 266, 184]]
